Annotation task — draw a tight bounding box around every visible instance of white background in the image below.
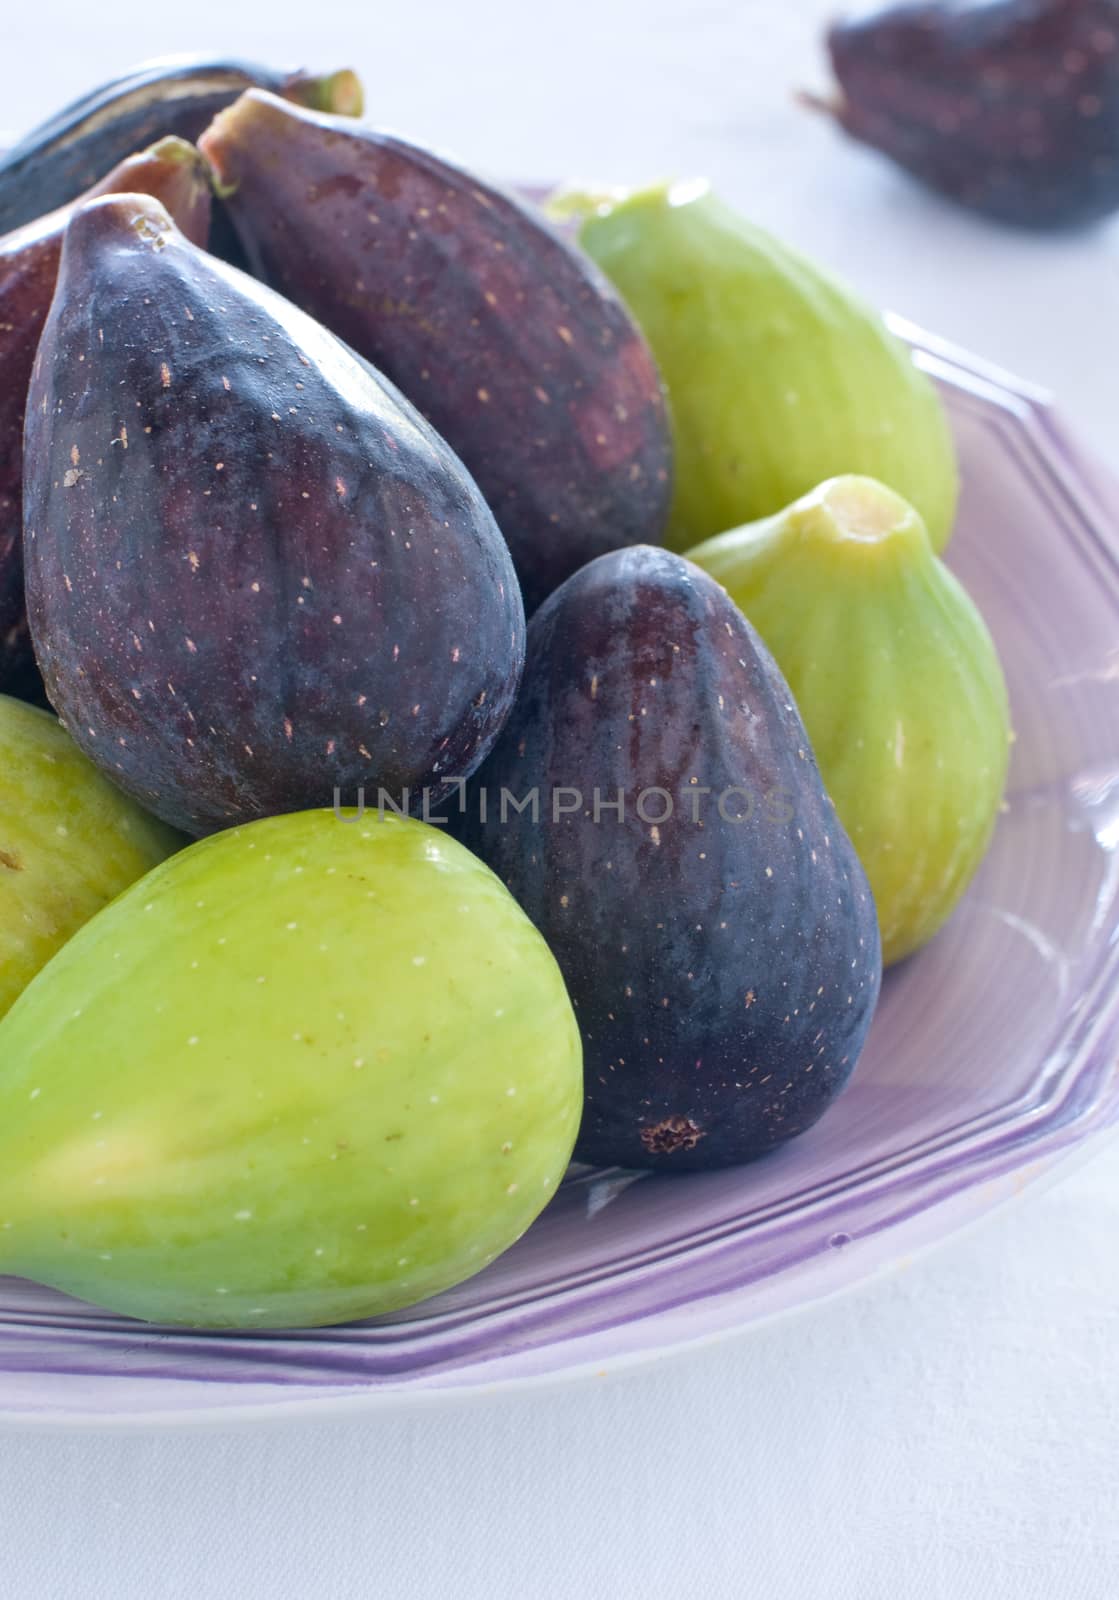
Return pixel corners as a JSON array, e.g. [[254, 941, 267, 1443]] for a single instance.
[[1, 2, 1118, 1596]]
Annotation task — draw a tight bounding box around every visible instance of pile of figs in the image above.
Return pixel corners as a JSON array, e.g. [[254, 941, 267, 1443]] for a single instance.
[[0, 58, 1010, 1330]]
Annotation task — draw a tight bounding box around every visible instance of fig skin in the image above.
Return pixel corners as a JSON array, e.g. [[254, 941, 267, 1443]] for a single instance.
[[457, 545, 882, 1172], [0, 695, 180, 1021], [0, 58, 363, 235], [818, 0, 1119, 230], [199, 91, 673, 613], [0, 811, 582, 1329], [23, 194, 524, 837], [689, 476, 1011, 964], [0, 138, 212, 693], [563, 179, 958, 555]]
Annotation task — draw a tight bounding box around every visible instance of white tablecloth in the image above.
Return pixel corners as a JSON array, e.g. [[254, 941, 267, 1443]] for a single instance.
[[1, 3, 1117, 1595]]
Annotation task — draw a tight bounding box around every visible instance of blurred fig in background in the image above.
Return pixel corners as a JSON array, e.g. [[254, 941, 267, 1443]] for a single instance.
[[0, 137, 212, 695], [811, 0, 1119, 228], [201, 92, 673, 613]]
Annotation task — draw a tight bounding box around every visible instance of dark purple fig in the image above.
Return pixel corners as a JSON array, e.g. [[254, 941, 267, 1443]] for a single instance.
[[814, 0, 1119, 228], [0, 138, 212, 694], [200, 92, 673, 612], [0, 58, 362, 236], [24, 194, 524, 837], [457, 546, 882, 1172]]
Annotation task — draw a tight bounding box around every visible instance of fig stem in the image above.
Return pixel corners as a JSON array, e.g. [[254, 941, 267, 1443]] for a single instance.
[[144, 136, 205, 166], [197, 105, 241, 198], [796, 87, 841, 117], [285, 68, 364, 119], [788, 476, 929, 557], [208, 167, 239, 202]]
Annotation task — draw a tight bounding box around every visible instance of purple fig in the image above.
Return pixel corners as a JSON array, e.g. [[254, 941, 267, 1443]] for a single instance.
[[814, 0, 1119, 228], [23, 194, 524, 837], [200, 92, 673, 612], [0, 138, 212, 694], [457, 546, 881, 1172]]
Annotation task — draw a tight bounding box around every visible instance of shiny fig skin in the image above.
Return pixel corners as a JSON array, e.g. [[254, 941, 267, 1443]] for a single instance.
[[200, 92, 673, 612], [23, 194, 524, 837], [0, 138, 212, 693], [821, 0, 1119, 229], [0, 58, 362, 235], [458, 546, 882, 1171]]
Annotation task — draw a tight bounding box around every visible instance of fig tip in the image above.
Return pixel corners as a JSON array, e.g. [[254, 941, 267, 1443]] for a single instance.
[[796, 87, 843, 120], [542, 183, 626, 224], [789, 475, 930, 554], [197, 105, 245, 196], [545, 177, 710, 227], [287, 67, 365, 118], [65, 190, 178, 251], [144, 135, 204, 165]]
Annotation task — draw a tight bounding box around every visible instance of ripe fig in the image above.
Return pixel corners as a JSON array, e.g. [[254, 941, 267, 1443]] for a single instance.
[[814, 0, 1119, 229], [457, 546, 882, 1172], [0, 57, 362, 234], [0, 695, 179, 1020], [689, 476, 1011, 964], [199, 92, 673, 612], [0, 811, 582, 1328], [23, 194, 524, 837], [0, 137, 212, 693], [558, 180, 958, 554]]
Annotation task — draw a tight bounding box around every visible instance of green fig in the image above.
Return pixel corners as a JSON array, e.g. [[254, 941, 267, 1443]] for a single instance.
[[559, 180, 958, 553], [0, 695, 179, 1020], [0, 809, 582, 1328], [688, 476, 1010, 964]]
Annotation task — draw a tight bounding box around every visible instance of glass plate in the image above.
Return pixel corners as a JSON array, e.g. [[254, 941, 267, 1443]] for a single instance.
[[3, 320, 1118, 1427]]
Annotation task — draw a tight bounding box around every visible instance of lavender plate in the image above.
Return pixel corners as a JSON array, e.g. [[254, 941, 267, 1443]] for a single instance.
[[3, 322, 1119, 1427]]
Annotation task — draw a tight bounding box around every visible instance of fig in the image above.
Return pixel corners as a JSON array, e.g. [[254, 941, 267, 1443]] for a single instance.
[[813, 0, 1119, 230], [457, 545, 881, 1172], [23, 193, 524, 837], [0, 137, 212, 694], [0, 810, 582, 1329], [558, 180, 958, 554], [689, 476, 1011, 964], [0, 695, 179, 1021], [199, 92, 673, 612], [0, 57, 362, 235]]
